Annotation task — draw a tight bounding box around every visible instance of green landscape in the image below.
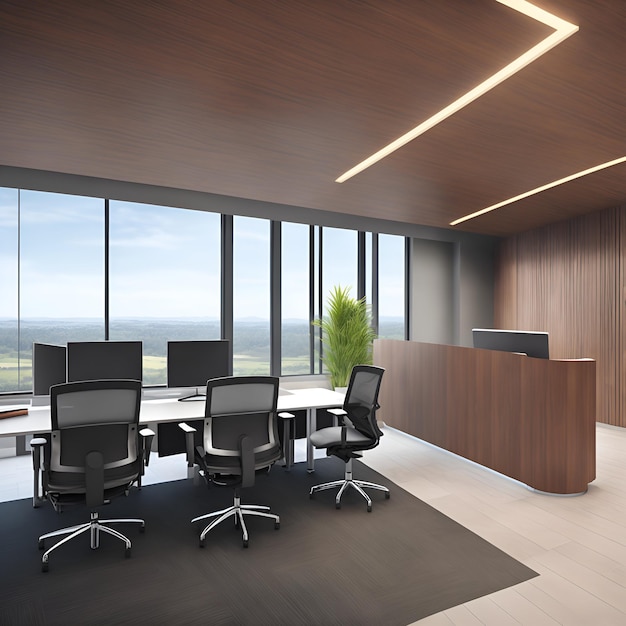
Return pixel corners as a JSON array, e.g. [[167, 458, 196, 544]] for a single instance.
[[0, 318, 403, 393]]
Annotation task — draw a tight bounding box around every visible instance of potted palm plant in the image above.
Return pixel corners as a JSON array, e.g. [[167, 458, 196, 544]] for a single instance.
[[313, 285, 377, 389]]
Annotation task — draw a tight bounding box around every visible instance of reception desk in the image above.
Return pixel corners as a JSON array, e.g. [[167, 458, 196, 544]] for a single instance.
[[373, 339, 596, 495]]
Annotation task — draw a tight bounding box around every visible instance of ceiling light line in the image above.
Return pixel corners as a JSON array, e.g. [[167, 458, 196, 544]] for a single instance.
[[449, 156, 626, 226], [335, 0, 578, 184]]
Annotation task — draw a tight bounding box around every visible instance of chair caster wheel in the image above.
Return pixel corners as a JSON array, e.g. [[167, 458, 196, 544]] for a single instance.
[[125, 547, 131, 558], [385, 492, 390, 499], [243, 539, 249, 548], [199, 538, 205, 548], [140, 524, 146, 533], [41, 561, 49, 573], [274, 521, 280, 530], [335, 502, 341, 510], [367, 504, 372, 513], [38, 539, 44, 550]]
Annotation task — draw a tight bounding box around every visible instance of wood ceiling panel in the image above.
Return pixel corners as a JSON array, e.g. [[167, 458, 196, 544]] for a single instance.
[[0, 0, 624, 236]]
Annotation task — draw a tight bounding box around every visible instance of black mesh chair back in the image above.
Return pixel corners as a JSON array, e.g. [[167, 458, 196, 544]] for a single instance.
[[342, 365, 385, 441], [48, 379, 143, 502], [203, 376, 281, 475]]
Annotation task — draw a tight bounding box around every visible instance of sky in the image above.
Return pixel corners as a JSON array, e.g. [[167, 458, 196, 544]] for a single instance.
[[0, 188, 404, 320]]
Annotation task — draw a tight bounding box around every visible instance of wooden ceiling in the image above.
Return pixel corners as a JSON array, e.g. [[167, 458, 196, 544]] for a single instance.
[[1, 0, 624, 237]]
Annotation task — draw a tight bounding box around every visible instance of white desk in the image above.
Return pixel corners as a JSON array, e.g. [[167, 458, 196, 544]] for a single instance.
[[0, 387, 345, 472]]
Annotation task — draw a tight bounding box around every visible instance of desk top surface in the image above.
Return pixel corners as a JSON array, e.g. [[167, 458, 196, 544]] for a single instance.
[[0, 387, 345, 438]]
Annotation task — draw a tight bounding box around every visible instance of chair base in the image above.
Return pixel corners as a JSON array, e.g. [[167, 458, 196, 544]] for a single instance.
[[309, 459, 390, 512], [192, 494, 280, 548], [38, 511, 145, 572]]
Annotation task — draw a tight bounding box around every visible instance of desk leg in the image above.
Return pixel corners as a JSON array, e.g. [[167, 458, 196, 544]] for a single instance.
[[282, 418, 293, 471], [16, 435, 28, 456], [307, 408, 316, 473]]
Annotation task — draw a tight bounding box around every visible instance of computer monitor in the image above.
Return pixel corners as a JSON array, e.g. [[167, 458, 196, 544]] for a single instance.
[[167, 340, 230, 401], [472, 328, 550, 359], [66, 341, 143, 383], [32, 342, 67, 396]]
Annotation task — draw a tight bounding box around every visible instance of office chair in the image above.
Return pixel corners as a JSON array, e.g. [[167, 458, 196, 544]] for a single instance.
[[31, 379, 154, 572], [309, 365, 389, 512], [179, 376, 283, 548]]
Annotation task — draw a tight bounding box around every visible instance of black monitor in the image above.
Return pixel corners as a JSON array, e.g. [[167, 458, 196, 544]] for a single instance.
[[66, 341, 143, 383], [472, 328, 549, 359], [167, 340, 230, 401], [32, 342, 67, 396]]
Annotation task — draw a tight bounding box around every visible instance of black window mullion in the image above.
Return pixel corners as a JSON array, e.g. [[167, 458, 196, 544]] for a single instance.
[[270, 221, 281, 376], [221, 214, 234, 374], [357, 231, 366, 301], [371, 233, 379, 335], [104, 198, 109, 340], [404, 237, 411, 340]]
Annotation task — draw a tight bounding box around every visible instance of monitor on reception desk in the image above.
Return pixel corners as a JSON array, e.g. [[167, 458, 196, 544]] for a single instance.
[[167, 340, 230, 401], [472, 328, 550, 359], [33, 342, 67, 396], [67, 341, 143, 383]]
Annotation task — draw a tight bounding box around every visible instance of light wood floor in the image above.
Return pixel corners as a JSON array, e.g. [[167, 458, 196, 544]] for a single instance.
[[2, 424, 625, 625]]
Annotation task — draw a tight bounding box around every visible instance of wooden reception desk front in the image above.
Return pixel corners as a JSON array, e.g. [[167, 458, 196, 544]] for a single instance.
[[373, 339, 596, 495]]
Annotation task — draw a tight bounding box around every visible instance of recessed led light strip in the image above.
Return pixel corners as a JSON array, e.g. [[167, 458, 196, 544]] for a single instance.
[[335, 0, 578, 183], [449, 156, 626, 226]]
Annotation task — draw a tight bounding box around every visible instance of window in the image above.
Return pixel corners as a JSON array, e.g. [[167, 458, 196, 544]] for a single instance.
[[233, 216, 270, 375], [378, 234, 406, 339], [0, 185, 410, 395], [0, 188, 19, 392], [317, 227, 359, 375], [321, 227, 358, 304], [281, 223, 310, 375], [109, 202, 220, 385], [19, 191, 105, 390]]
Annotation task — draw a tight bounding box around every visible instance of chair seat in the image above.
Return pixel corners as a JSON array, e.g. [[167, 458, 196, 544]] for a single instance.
[[310, 425, 373, 449], [47, 468, 139, 495]]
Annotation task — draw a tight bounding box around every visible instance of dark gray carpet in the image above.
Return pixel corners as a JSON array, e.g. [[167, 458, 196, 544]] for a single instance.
[[0, 458, 537, 625]]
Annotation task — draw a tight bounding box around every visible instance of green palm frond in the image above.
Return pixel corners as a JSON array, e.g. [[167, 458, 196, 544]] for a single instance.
[[312, 285, 377, 388]]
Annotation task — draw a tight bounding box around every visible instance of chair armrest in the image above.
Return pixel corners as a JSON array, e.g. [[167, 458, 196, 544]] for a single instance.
[[328, 407, 347, 427], [178, 422, 197, 468], [30, 437, 47, 508], [327, 408, 346, 416], [278, 412, 294, 420], [139, 427, 155, 468], [327, 408, 348, 444]]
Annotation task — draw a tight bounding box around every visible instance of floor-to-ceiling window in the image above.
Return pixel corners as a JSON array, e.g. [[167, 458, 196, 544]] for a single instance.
[[317, 226, 359, 376], [233, 216, 270, 375], [108, 201, 221, 385], [0, 185, 409, 393], [0, 188, 19, 392], [19, 191, 105, 391], [321, 227, 358, 305], [281, 222, 310, 375]]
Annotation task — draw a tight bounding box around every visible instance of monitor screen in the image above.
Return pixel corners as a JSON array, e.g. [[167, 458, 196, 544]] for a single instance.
[[66, 341, 143, 383], [472, 328, 549, 359], [167, 340, 230, 390], [32, 342, 67, 395]]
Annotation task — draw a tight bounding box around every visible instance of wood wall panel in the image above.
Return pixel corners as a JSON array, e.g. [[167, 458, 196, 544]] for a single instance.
[[374, 339, 596, 494], [495, 205, 625, 426], [493, 237, 517, 328]]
